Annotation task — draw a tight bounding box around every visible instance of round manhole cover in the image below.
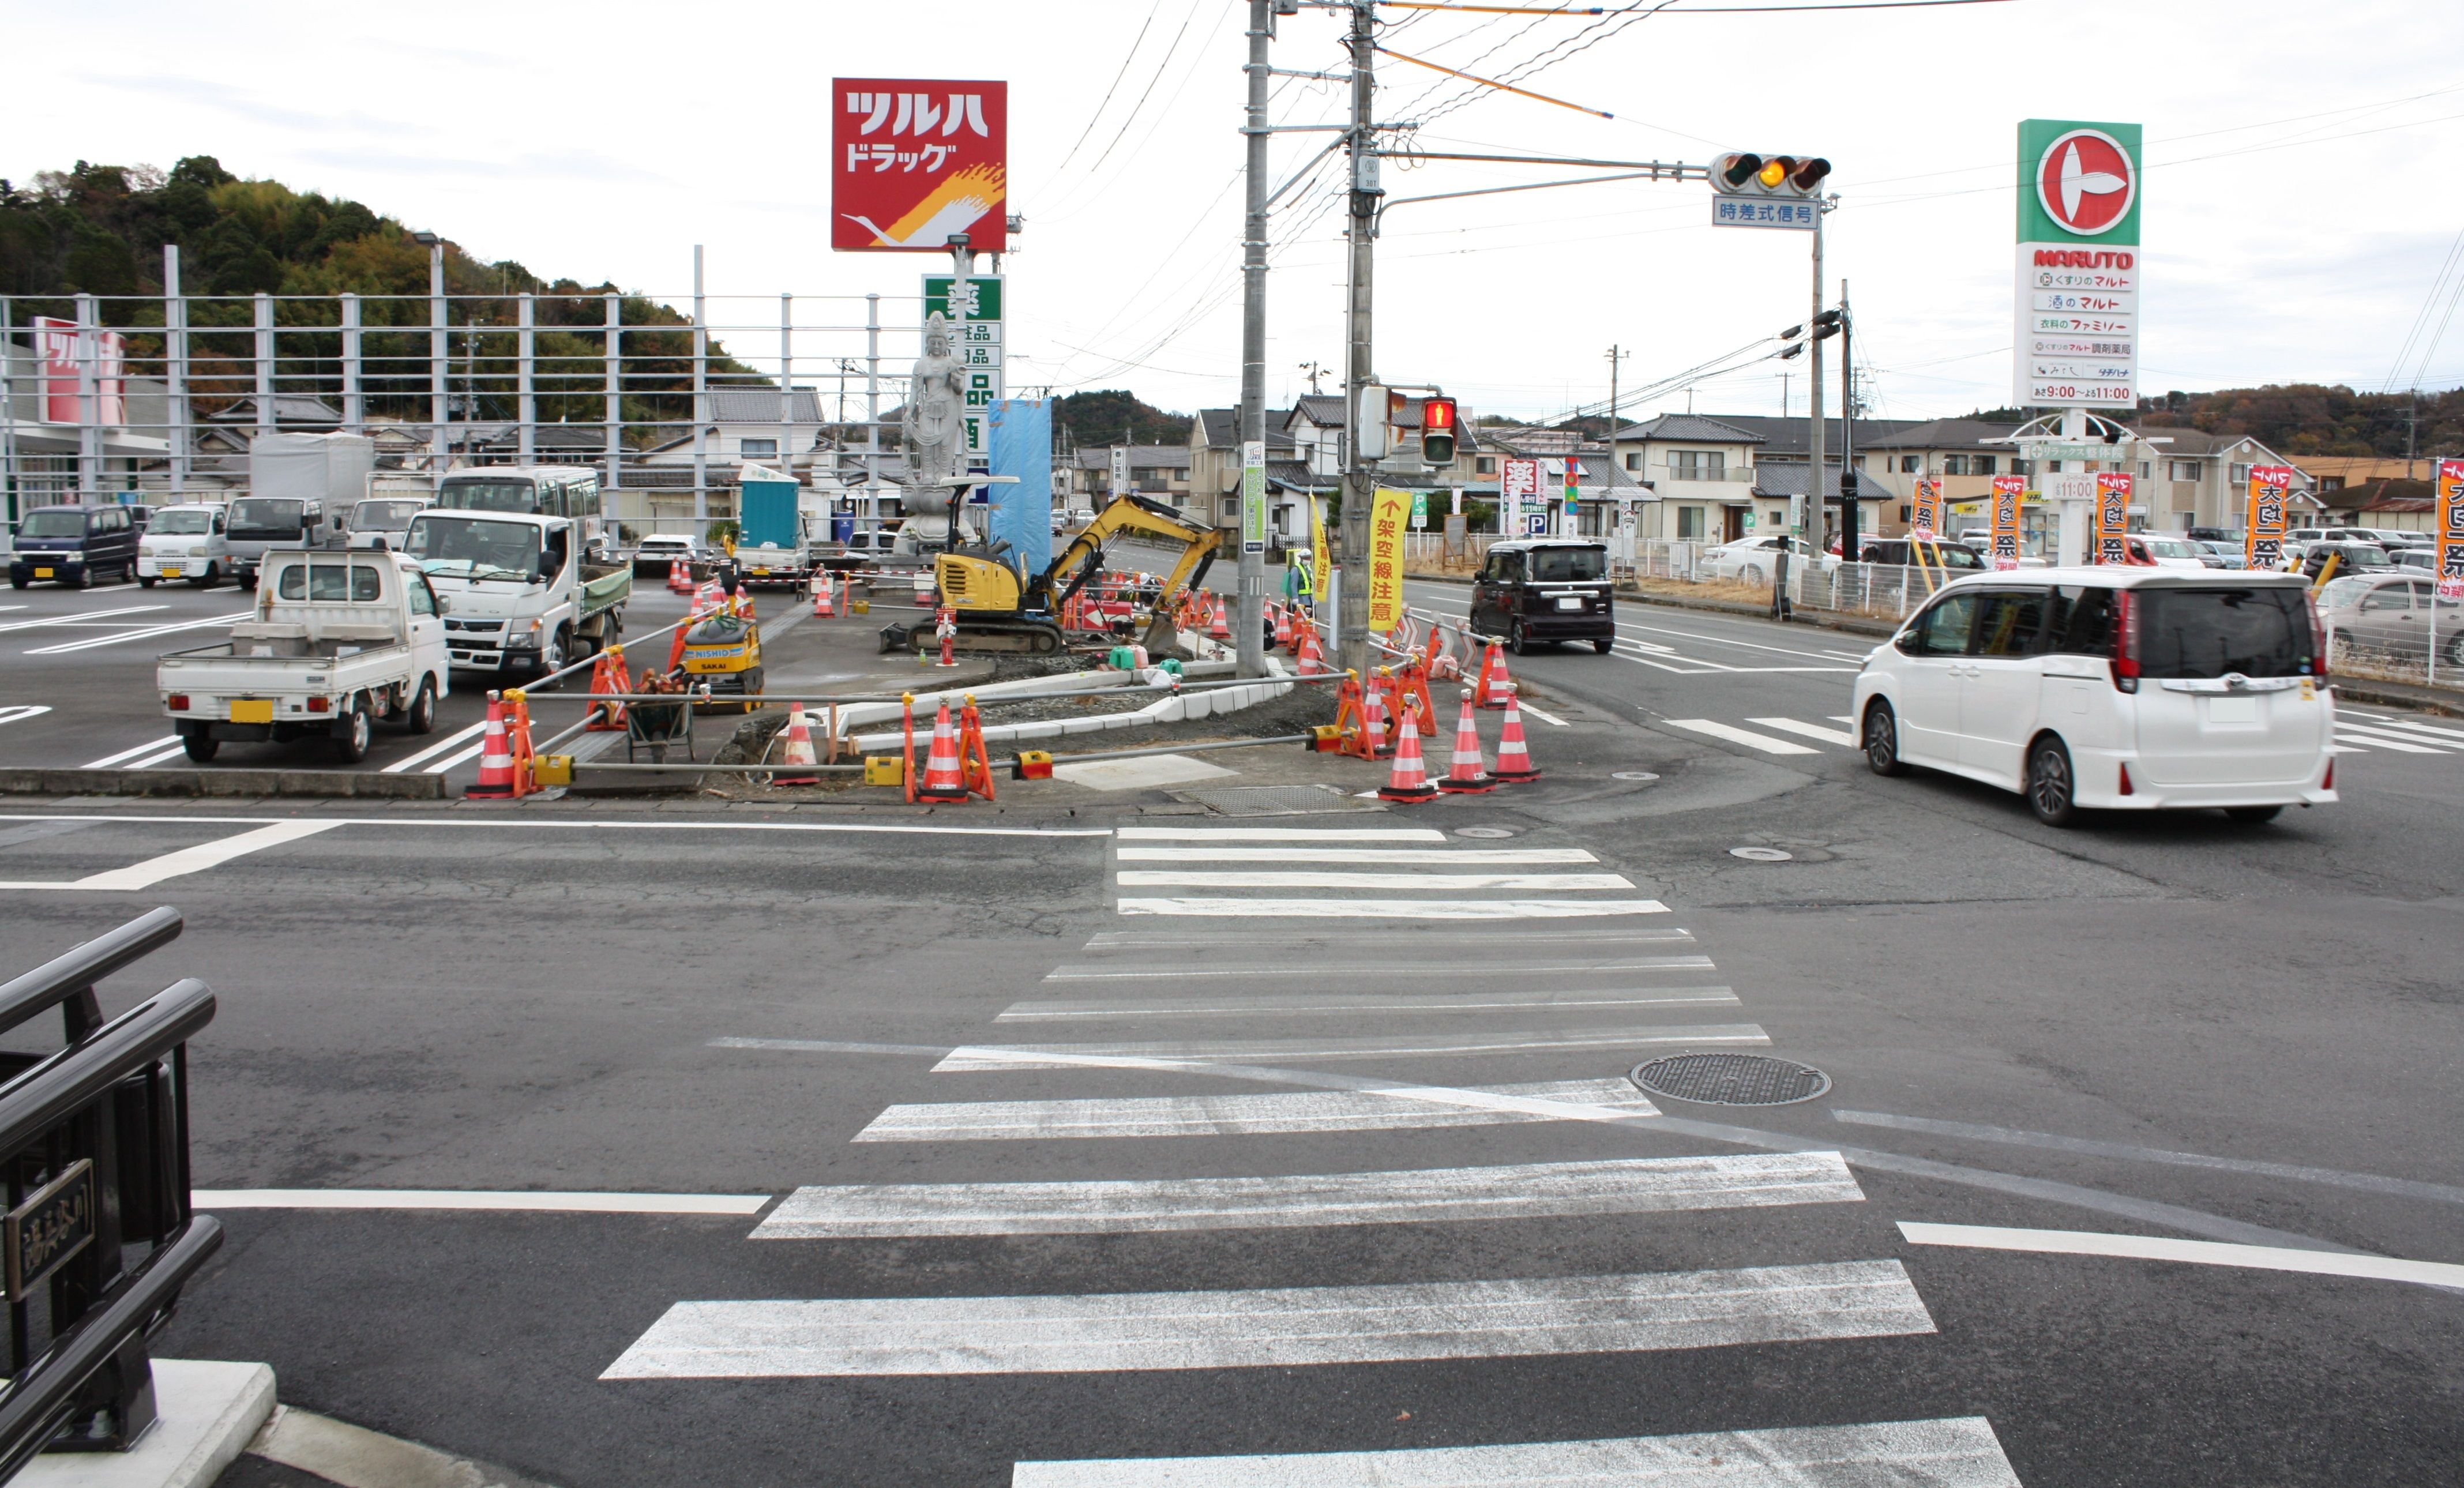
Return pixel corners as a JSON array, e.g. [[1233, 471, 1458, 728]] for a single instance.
[[1632, 1054, 1831, 1106], [1729, 846, 1793, 862], [1612, 771, 1661, 782], [1455, 826, 1516, 839]]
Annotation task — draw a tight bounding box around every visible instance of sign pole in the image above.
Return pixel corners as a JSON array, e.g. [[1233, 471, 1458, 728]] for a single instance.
[[1235, 0, 1272, 677]]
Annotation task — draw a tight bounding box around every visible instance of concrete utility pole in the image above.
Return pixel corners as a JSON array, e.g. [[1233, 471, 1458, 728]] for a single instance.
[[1339, 0, 1379, 681], [1234, 0, 1273, 677], [1838, 280, 1855, 561], [1605, 344, 1628, 465]]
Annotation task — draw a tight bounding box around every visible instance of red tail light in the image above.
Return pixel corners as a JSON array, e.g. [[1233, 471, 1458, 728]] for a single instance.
[[2118, 762, 2134, 796], [2323, 759, 2334, 791], [165, 694, 189, 712], [2109, 588, 2140, 693], [306, 696, 330, 713]]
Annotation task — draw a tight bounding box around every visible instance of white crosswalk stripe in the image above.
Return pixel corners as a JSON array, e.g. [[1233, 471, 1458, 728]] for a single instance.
[[851, 1078, 1661, 1142], [1043, 953, 1714, 982], [1748, 716, 1859, 746], [1665, 719, 1820, 756], [931, 1024, 1770, 1071], [996, 986, 1740, 1021], [1012, 1416, 2024, 1487], [1118, 896, 1669, 919], [600, 1261, 1938, 1379], [2332, 724, 2447, 753]]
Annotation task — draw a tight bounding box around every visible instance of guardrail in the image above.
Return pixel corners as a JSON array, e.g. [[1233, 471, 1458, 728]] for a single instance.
[[0, 908, 220, 1482]]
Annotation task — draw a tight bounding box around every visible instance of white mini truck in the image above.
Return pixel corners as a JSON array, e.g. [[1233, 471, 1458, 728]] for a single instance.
[[158, 549, 449, 764]]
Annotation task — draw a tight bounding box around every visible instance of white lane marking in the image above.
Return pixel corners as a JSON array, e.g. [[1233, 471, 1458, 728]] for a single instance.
[[1829, 714, 1854, 723], [53, 821, 344, 892], [997, 987, 1740, 1021], [752, 1152, 1864, 1238], [381, 720, 489, 773], [1080, 927, 1697, 949], [1899, 1221, 2464, 1292], [197, 1189, 770, 1215], [83, 735, 182, 768], [1117, 897, 1670, 919], [2361, 717, 2464, 742], [1047, 955, 1715, 982], [927, 1024, 1770, 1072], [1115, 870, 1637, 890], [0, 813, 1114, 839], [1610, 649, 1721, 677], [420, 741, 491, 775], [2328, 745, 2370, 754], [599, 1261, 1935, 1379], [0, 604, 163, 635], [1116, 826, 1447, 841], [1666, 719, 1820, 756], [2330, 726, 2445, 754], [25, 610, 251, 655], [1515, 698, 1569, 726], [1012, 1416, 2024, 1487], [1749, 716, 1860, 747], [1613, 619, 1873, 663], [1116, 846, 1599, 865], [127, 745, 194, 769], [851, 1078, 1662, 1142], [0, 706, 52, 727]]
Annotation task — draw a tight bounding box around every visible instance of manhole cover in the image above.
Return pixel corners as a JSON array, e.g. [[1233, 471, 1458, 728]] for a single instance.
[[1612, 771, 1661, 782], [1729, 846, 1793, 862], [1632, 1054, 1831, 1106], [1455, 826, 1516, 839], [1175, 784, 1383, 817]]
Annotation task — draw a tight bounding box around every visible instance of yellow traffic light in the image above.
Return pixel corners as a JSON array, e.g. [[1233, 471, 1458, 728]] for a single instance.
[[1757, 158, 1789, 188]]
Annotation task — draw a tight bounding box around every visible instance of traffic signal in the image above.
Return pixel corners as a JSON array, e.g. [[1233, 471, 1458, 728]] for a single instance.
[[1421, 396, 1458, 465], [1712, 153, 1831, 198]]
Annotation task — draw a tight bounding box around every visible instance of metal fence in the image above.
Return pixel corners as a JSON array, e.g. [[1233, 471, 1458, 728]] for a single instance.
[[0, 907, 218, 1478]]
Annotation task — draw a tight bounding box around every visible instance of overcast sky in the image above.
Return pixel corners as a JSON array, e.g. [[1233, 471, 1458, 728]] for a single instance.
[[11, 0, 2462, 427]]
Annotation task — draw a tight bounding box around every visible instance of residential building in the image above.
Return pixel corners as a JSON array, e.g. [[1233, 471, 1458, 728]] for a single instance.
[[1188, 407, 1304, 538], [1064, 445, 1193, 508]]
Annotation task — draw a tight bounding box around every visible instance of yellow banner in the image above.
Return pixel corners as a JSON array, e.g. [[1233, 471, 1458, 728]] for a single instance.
[[1366, 486, 1413, 633], [1310, 498, 1329, 605]]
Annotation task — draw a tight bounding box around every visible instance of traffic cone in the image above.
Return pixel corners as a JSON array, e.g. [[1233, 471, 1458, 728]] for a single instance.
[[667, 558, 690, 593], [1377, 709, 1438, 803], [1437, 689, 1497, 794], [1492, 684, 1542, 782], [733, 584, 756, 620], [774, 702, 820, 786], [812, 572, 836, 617], [694, 578, 726, 614], [1296, 619, 1327, 676], [1208, 593, 1231, 641], [1274, 604, 1293, 650], [1363, 674, 1391, 758], [1474, 637, 1515, 709], [465, 694, 516, 799], [586, 645, 631, 731], [914, 702, 970, 802]]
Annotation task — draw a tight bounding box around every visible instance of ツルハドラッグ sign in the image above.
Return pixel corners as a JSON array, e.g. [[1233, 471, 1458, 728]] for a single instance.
[[833, 80, 1008, 252]]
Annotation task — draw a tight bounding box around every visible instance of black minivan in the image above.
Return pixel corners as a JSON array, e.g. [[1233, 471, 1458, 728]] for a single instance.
[[1470, 538, 1616, 654], [9, 503, 141, 588]]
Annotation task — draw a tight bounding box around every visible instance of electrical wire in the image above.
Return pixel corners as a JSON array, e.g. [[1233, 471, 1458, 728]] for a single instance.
[[1045, 5, 1162, 183]]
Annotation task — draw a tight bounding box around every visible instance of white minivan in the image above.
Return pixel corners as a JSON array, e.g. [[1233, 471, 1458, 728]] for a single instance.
[[1853, 568, 2335, 826], [137, 502, 231, 587]]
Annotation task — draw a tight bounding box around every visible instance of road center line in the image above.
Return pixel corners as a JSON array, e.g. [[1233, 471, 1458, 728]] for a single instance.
[[65, 820, 344, 891], [196, 1189, 771, 1215]]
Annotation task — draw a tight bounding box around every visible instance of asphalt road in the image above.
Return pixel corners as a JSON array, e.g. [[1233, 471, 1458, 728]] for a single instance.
[[0, 576, 2459, 1486]]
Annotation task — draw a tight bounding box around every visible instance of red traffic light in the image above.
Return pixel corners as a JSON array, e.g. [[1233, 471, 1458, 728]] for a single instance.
[[1420, 396, 1458, 465], [1423, 397, 1456, 431]]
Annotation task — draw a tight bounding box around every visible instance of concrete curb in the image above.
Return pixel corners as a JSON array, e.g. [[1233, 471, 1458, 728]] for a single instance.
[[851, 674, 1296, 753], [2330, 679, 2464, 719], [18, 1359, 276, 1488], [0, 768, 448, 799], [247, 1403, 558, 1488]]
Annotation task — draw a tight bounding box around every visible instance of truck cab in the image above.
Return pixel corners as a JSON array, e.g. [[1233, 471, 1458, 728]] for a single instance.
[[405, 510, 629, 676], [226, 497, 331, 588]]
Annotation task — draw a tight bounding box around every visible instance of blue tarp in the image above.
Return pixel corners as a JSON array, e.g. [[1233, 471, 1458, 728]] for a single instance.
[[988, 399, 1053, 581]]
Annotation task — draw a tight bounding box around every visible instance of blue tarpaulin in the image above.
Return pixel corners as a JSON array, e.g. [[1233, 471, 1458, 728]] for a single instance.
[[988, 399, 1053, 580]]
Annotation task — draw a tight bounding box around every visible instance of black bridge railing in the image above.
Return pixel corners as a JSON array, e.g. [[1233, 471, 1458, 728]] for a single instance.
[[0, 908, 220, 1481]]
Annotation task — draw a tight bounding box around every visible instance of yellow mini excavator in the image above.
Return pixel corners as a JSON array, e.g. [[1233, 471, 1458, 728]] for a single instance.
[[880, 493, 1223, 655]]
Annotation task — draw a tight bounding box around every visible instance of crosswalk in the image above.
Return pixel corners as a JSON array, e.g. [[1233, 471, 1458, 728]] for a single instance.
[[2332, 707, 2464, 756], [1670, 706, 2464, 762], [618, 824, 2026, 1484], [1667, 714, 1859, 757]]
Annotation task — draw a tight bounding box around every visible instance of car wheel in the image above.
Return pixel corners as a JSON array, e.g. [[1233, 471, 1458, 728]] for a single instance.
[[535, 626, 570, 682], [1743, 565, 1764, 587], [1592, 637, 1613, 654], [404, 677, 438, 735], [2446, 633, 2464, 668], [1508, 621, 1530, 656], [332, 700, 373, 763], [2027, 735, 2081, 828], [2225, 805, 2282, 825], [1864, 701, 1909, 776], [74, 568, 93, 590], [182, 731, 219, 764], [193, 563, 219, 588], [138, 575, 156, 588], [6, 576, 22, 590]]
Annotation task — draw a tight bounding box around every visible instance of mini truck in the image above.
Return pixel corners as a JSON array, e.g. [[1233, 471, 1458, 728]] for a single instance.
[[403, 509, 629, 675], [158, 548, 449, 764]]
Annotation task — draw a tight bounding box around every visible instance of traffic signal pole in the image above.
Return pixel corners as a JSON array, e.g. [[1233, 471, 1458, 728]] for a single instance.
[[1839, 279, 1856, 562], [1236, 0, 1272, 678], [1340, 0, 1377, 683]]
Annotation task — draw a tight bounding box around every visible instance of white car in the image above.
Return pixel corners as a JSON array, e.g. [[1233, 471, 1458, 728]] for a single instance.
[[137, 503, 231, 588], [2135, 535, 2213, 570], [1704, 535, 1828, 585], [1852, 568, 2334, 826]]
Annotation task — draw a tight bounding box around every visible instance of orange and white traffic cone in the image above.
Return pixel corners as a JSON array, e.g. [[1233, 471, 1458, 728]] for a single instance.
[[1274, 604, 1294, 650], [1491, 684, 1542, 783], [1437, 689, 1497, 794], [465, 694, 516, 799], [914, 701, 970, 802], [1377, 709, 1439, 803], [1296, 618, 1326, 675], [812, 572, 836, 617], [774, 702, 820, 786], [1208, 593, 1231, 641], [733, 584, 756, 620], [1474, 637, 1515, 709], [1362, 675, 1390, 758], [667, 558, 690, 593]]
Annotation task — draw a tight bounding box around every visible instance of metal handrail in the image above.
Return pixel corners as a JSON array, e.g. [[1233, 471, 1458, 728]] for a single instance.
[[0, 908, 182, 1041], [0, 980, 215, 1160]]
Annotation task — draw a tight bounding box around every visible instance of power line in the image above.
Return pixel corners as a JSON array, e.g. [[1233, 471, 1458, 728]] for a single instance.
[[1045, 6, 1161, 183]]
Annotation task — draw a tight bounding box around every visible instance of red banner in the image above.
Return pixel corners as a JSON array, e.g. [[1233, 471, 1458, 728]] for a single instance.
[[33, 317, 127, 425], [832, 78, 1007, 253], [2437, 459, 2464, 599], [1990, 474, 2025, 570], [2244, 464, 2292, 570], [2093, 472, 2131, 564]]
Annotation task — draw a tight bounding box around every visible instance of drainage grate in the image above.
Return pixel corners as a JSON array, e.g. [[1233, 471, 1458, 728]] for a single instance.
[[1174, 784, 1385, 817], [1631, 1053, 1831, 1106]]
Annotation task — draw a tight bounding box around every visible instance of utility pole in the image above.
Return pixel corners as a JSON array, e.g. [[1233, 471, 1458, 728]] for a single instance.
[[1605, 344, 1628, 455], [1233, 0, 1274, 677], [1339, 0, 1379, 681], [1838, 279, 1856, 561]]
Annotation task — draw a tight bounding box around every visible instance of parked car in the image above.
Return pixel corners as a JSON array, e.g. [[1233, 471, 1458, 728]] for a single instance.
[[345, 497, 432, 552], [137, 502, 232, 587], [2189, 540, 2249, 570], [2391, 547, 2440, 574], [2132, 535, 2214, 570], [1468, 538, 1616, 655], [2300, 540, 2394, 578], [1854, 569, 2334, 826], [630, 533, 707, 577], [1704, 534, 1827, 585], [8, 503, 141, 588], [1860, 538, 1986, 572], [2316, 574, 2462, 670]]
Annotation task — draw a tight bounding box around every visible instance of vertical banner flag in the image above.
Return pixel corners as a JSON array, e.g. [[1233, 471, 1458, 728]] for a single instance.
[[2094, 472, 2132, 565], [2436, 460, 2464, 599], [1108, 445, 1129, 499], [833, 80, 1007, 252], [1990, 475, 2026, 570], [1241, 440, 1267, 554], [33, 317, 127, 424], [1562, 460, 1583, 523], [1911, 477, 1940, 540], [2015, 119, 2141, 410], [2245, 465, 2292, 570], [1366, 487, 1413, 633], [1501, 457, 1538, 540], [1310, 498, 1329, 605]]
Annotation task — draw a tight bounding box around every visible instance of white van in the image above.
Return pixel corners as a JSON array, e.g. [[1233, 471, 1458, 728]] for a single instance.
[[1852, 568, 2335, 826], [137, 503, 231, 587]]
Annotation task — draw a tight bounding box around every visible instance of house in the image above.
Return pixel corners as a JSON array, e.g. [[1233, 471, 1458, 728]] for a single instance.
[[1063, 445, 1193, 508], [636, 386, 830, 473], [1606, 414, 1768, 543], [2289, 456, 2437, 495], [1188, 407, 1305, 538], [1853, 419, 2322, 536]]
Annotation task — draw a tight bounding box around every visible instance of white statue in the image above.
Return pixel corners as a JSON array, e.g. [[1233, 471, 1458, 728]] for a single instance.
[[903, 312, 967, 496]]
